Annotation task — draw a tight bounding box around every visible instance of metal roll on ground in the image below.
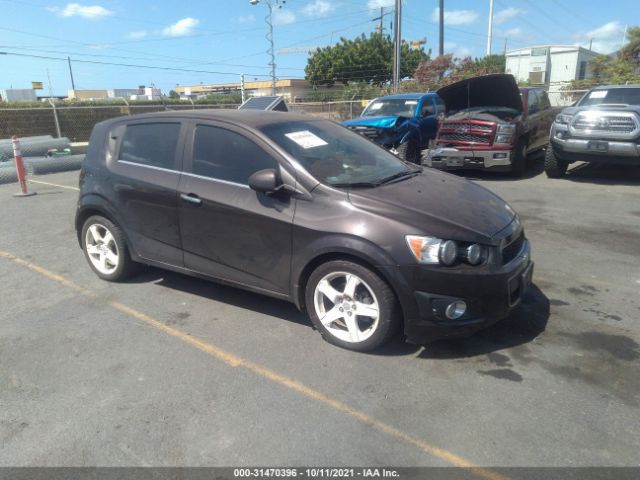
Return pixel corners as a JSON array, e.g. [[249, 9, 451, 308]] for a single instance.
[[0, 135, 54, 146], [0, 137, 71, 162], [22, 155, 84, 174], [0, 165, 18, 185]]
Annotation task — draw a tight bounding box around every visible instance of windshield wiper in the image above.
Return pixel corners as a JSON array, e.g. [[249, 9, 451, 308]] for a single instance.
[[331, 182, 380, 188], [376, 169, 422, 185]]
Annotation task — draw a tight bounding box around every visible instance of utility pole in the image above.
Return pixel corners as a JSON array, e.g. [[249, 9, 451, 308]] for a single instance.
[[392, 0, 402, 92], [67, 56, 76, 91], [240, 73, 246, 103], [46, 68, 54, 98], [250, 0, 279, 96], [439, 0, 444, 56], [379, 7, 384, 34], [486, 0, 494, 56]]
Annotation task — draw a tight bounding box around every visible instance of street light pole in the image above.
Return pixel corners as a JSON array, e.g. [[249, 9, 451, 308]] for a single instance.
[[251, 0, 279, 96], [486, 0, 494, 56], [392, 0, 402, 92]]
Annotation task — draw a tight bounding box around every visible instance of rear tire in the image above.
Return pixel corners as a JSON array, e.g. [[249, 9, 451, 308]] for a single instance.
[[544, 146, 568, 178], [305, 260, 400, 352], [396, 139, 421, 164], [81, 215, 138, 282]]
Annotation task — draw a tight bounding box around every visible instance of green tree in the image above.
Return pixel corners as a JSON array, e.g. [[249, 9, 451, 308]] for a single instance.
[[412, 54, 506, 91], [305, 33, 429, 87], [168, 90, 180, 99], [621, 26, 640, 63]]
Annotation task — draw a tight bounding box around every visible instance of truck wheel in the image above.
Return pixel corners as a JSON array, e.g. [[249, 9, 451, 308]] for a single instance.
[[544, 147, 568, 178], [305, 260, 400, 352], [397, 140, 421, 164], [511, 141, 527, 177]]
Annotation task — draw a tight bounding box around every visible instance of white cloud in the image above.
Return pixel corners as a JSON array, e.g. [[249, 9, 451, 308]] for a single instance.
[[302, 0, 335, 17], [162, 17, 200, 37], [431, 8, 479, 26], [494, 7, 525, 25], [50, 3, 114, 19], [272, 9, 295, 25], [238, 13, 255, 23], [367, 0, 394, 8], [125, 31, 147, 39], [574, 21, 625, 53]]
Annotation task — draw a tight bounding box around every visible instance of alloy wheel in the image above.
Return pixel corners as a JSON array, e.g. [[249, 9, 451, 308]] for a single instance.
[[85, 223, 119, 275], [313, 271, 380, 343]]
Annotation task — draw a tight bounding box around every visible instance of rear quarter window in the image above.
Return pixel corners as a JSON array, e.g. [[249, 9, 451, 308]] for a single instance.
[[118, 123, 181, 170]]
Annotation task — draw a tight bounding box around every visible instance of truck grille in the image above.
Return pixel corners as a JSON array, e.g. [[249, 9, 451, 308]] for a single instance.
[[438, 121, 494, 145], [347, 126, 379, 140], [439, 132, 491, 144], [502, 231, 525, 265], [570, 112, 639, 138]]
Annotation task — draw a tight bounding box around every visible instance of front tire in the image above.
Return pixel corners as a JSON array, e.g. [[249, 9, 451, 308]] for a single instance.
[[305, 260, 400, 351], [396, 139, 421, 164], [511, 141, 528, 177], [81, 215, 138, 281], [544, 146, 568, 178]]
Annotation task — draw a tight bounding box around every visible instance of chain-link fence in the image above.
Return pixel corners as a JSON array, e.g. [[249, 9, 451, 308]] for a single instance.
[[0, 101, 371, 143]]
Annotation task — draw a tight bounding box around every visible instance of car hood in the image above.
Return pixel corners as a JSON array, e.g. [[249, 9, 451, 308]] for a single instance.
[[437, 74, 523, 113], [342, 116, 401, 129], [347, 169, 516, 243]]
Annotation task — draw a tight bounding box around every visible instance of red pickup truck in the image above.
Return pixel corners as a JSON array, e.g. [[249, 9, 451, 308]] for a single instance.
[[424, 74, 556, 176]]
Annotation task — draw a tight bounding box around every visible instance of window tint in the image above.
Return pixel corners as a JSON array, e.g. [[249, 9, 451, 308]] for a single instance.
[[192, 125, 277, 184], [421, 100, 436, 117], [539, 91, 551, 110], [527, 90, 540, 112], [119, 123, 180, 169]]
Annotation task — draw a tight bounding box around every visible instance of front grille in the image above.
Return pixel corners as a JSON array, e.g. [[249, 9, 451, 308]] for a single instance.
[[502, 231, 525, 265], [572, 114, 638, 134], [347, 126, 379, 140], [441, 122, 493, 133], [439, 132, 491, 144]]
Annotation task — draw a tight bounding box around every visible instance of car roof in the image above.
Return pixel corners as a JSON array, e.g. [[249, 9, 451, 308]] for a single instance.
[[592, 84, 640, 89], [374, 92, 436, 100], [99, 109, 326, 129]]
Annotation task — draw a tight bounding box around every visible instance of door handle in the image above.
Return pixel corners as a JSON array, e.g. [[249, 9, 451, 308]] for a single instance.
[[180, 193, 202, 205]]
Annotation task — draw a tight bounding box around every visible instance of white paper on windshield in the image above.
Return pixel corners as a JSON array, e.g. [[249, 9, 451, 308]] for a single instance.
[[589, 90, 608, 99], [285, 130, 328, 149], [405, 100, 418, 105], [369, 103, 383, 110]]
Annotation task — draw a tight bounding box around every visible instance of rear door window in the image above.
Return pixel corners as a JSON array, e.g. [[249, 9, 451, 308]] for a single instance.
[[527, 91, 540, 113], [119, 123, 181, 170], [191, 125, 278, 185]]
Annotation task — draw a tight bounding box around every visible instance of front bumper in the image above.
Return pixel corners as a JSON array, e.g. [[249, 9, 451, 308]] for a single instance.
[[423, 146, 514, 171], [382, 240, 533, 344], [551, 135, 640, 165]]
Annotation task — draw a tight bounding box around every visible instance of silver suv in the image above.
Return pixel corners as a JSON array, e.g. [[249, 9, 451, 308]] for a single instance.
[[545, 84, 640, 177]]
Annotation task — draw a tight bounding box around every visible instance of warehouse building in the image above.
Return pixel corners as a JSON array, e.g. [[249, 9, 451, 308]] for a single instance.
[[0, 88, 38, 102], [505, 45, 601, 105]]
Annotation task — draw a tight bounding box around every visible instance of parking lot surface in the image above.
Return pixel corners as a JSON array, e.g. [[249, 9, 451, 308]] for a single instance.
[[1, 160, 639, 469]]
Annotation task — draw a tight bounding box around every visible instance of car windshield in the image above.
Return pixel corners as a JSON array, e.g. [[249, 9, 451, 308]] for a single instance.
[[361, 98, 419, 117], [578, 87, 640, 106], [259, 120, 414, 187]]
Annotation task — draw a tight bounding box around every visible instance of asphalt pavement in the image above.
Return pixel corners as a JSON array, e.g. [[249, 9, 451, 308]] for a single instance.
[[1, 159, 638, 470]]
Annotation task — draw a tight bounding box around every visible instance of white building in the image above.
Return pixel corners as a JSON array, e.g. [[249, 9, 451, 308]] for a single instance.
[[0, 88, 38, 102], [505, 45, 600, 105]]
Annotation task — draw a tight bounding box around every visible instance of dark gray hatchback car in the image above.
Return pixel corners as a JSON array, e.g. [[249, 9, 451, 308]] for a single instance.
[[76, 110, 533, 351]]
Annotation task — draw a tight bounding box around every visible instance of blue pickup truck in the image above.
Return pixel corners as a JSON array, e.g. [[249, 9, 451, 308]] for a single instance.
[[342, 92, 443, 163]]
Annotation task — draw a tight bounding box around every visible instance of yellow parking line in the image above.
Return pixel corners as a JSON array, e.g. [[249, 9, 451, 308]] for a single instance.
[[0, 249, 507, 480], [28, 179, 80, 191]]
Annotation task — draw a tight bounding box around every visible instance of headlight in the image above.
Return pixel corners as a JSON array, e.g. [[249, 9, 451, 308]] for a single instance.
[[405, 236, 459, 266], [495, 134, 513, 144], [555, 113, 573, 125], [466, 244, 487, 265], [497, 123, 516, 134]]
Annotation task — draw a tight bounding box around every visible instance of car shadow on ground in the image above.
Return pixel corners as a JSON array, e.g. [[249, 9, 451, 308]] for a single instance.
[[562, 162, 640, 186], [124, 267, 310, 327], [126, 268, 549, 359]]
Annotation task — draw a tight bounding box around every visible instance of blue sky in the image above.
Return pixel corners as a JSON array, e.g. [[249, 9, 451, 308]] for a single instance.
[[0, 0, 638, 96]]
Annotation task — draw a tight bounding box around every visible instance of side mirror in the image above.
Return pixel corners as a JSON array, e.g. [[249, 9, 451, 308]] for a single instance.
[[248, 169, 280, 193]]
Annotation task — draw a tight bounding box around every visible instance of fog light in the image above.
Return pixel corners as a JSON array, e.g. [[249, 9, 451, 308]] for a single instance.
[[445, 301, 467, 319], [493, 152, 508, 159]]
